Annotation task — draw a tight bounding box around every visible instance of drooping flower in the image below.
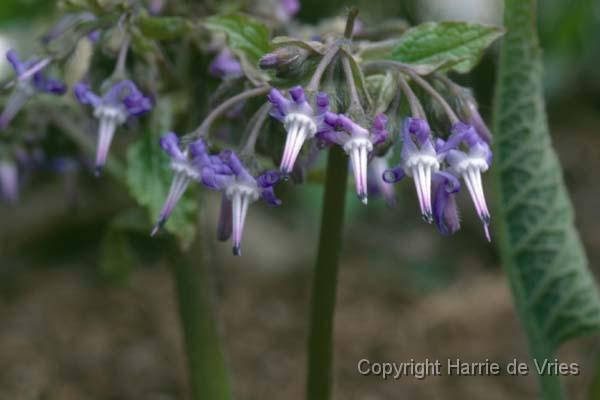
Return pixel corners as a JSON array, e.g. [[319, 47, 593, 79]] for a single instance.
[[200, 150, 281, 256], [1, 50, 66, 129], [268, 86, 331, 175], [208, 49, 243, 80], [438, 122, 492, 241], [368, 155, 397, 208], [432, 170, 461, 235], [319, 113, 388, 204], [74, 80, 152, 175], [383, 117, 440, 222], [151, 133, 210, 235]]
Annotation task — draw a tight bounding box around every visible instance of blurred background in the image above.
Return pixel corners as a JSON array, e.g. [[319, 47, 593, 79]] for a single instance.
[[1, 0, 600, 399]]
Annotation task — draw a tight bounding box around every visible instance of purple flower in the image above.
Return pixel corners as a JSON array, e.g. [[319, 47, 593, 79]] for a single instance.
[[200, 150, 281, 256], [320, 113, 389, 204], [0, 158, 18, 204], [268, 86, 331, 175], [208, 49, 243, 80], [432, 170, 461, 235], [383, 117, 440, 222], [368, 156, 397, 208], [1, 50, 66, 129], [152, 133, 210, 236], [439, 122, 492, 241], [74, 80, 152, 175]]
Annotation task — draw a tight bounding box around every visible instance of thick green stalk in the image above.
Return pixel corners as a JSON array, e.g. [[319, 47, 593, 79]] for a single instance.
[[306, 146, 348, 400], [168, 232, 232, 400]]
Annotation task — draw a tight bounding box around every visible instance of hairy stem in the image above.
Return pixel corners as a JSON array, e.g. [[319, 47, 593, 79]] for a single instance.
[[189, 86, 270, 140], [168, 221, 232, 400], [112, 34, 131, 80], [240, 102, 270, 156], [363, 60, 459, 123], [397, 74, 425, 119], [306, 45, 340, 93], [341, 54, 362, 113], [306, 145, 348, 400]]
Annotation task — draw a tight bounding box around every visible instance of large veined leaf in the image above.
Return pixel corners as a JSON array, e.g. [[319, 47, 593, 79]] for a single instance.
[[125, 97, 197, 248], [204, 14, 271, 83], [492, 0, 600, 398], [390, 21, 504, 74]]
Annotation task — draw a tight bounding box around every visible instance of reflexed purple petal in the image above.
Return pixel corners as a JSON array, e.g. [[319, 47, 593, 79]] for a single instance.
[[289, 86, 305, 103], [315, 92, 329, 114], [405, 117, 430, 146], [33, 73, 67, 94], [73, 82, 101, 107], [439, 122, 479, 153], [261, 186, 282, 206], [201, 167, 230, 190], [267, 88, 291, 120], [257, 170, 280, 187], [6, 49, 24, 75], [217, 195, 233, 241], [123, 90, 152, 116], [382, 166, 405, 183], [336, 114, 369, 138], [315, 130, 347, 146], [432, 174, 461, 236], [159, 132, 185, 161], [371, 114, 389, 146]]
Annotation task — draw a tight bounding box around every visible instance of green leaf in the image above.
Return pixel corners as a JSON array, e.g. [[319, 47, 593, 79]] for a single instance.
[[390, 21, 504, 74], [492, 0, 600, 398], [125, 97, 197, 248], [204, 14, 271, 83], [137, 15, 190, 40]]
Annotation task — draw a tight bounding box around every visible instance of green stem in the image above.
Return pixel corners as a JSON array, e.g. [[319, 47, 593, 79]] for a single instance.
[[306, 145, 348, 400], [168, 228, 232, 400]]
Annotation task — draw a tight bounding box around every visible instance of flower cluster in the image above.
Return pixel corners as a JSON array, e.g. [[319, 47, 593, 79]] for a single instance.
[[153, 133, 281, 255], [383, 118, 492, 240]]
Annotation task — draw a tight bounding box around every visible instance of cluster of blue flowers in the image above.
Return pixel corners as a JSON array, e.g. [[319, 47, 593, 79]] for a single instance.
[[0, 0, 493, 256]]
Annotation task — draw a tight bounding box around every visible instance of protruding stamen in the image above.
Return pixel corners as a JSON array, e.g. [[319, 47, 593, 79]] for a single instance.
[[231, 190, 251, 256], [95, 115, 118, 173], [152, 172, 190, 235], [411, 162, 434, 223], [344, 138, 372, 205], [461, 166, 491, 239], [281, 114, 317, 174]]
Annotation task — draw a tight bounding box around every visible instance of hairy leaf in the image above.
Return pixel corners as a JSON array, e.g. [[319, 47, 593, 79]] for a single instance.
[[366, 72, 397, 115], [391, 21, 504, 74], [493, 0, 600, 398], [205, 14, 271, 83], [125, 97, 197, 247]]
